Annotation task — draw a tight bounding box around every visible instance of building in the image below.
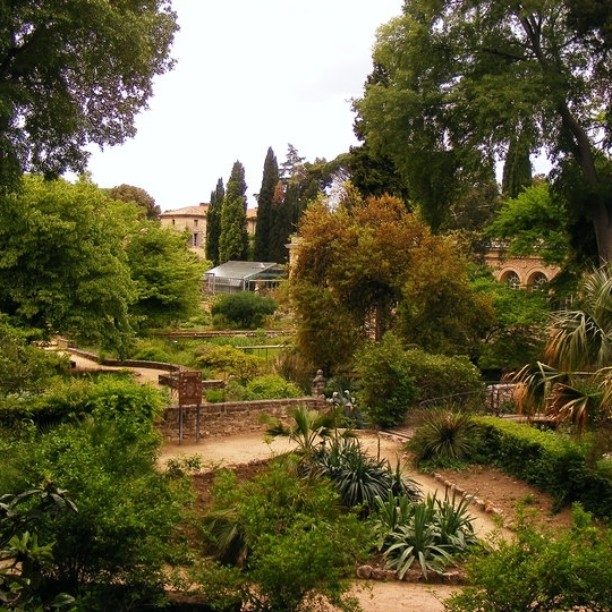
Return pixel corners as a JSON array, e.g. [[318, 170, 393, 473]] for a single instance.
[[204, 261, 286, 294], [160, 204, 258, 257], [160, 204, 209, 256], [484, 245, 560, 288]]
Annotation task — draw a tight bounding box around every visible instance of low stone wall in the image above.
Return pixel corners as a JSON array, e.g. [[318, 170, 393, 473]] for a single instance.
[[157, 329, 292, 339], [161, 397, 325, 441]]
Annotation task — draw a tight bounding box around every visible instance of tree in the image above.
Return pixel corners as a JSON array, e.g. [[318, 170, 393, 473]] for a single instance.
[[268, 180, 292, 263], [486, 181, 571, 265], [502, 134, 533, 199], [0, 176, 136, 353], [0, 1, 177, 191], [291, 188, 489, 372], [219, 161, 248, 263], [254, 147, 279, 261], [126, 222, 205, 330], [108, 184, 161, 219], [356, 0, 612, 260], [206, 178, 224, 265]]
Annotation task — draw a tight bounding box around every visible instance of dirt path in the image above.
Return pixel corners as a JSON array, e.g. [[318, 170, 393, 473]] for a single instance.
[[66, 351, 167, 388], [349, 581, 459, 611]]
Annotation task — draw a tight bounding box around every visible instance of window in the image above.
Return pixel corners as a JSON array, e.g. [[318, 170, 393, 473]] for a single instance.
[[193, 232, 199, 247], [194, 219, 198, 227], [172, 218, 175, 225]]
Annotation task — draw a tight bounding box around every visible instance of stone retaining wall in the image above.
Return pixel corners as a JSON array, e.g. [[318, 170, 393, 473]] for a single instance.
[[161, 397, 325, 441]]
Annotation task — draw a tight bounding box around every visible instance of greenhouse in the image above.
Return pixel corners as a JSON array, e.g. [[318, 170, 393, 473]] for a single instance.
[[204, 261, 286, 294]]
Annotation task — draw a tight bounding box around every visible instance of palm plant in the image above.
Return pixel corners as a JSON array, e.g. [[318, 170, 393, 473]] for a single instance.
[[511, 265, 612, 432]]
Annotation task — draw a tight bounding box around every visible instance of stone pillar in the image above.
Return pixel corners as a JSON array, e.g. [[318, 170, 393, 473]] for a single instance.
[[311, 369, 326, 399]]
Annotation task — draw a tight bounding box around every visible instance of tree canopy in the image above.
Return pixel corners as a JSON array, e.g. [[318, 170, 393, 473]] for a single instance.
[[219, 161, 249, 263], [206, 178, 224, 265], [254, 147, 279, 261], [0, 1, 177, 191], [107, 184, 161, 220], [356, 0, 612, 260]]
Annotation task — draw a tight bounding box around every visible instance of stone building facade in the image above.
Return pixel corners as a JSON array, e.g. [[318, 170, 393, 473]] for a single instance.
[[160, 204, 209, 257], [484, 246, 560, 288]]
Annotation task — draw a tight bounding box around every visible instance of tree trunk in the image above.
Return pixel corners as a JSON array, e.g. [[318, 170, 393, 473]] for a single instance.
[[591, 198, 612, 263]]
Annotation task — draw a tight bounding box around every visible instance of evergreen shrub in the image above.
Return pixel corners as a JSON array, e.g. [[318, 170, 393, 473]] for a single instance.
[[211, 292, 277, 329], [471, 416, 612, 518]]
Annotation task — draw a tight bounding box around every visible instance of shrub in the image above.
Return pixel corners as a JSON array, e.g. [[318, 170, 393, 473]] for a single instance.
[[130, 339, 174, 363], [226, 374, 302, 401], [310, 435, 421, 513], [470, 416, 612, 518], [198, 458, 370, 611], [447, 506, 612, 611], [377, 493, 477, 579], [402, 348, 484, 409], [194, 343, 263, 382], [0, 376, 166, 427], [354, 333, 416, 427], [211, 292, 277, 329], [409, 411, 477, 468], [0, 412, 191, 607]]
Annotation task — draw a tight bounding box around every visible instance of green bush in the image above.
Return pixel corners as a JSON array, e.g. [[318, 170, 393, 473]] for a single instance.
[[194, 343, 263, 382], [409, 410, 477, 468], [402, 348, 484, 408], [0, 376, 165, 427], [198, 458, 370, 611], [0, 412, 191, 608], [211, 292, 278, 329], [226, 374, 302, 402], [447, 506, 612, 611], [354, 334, 417, 427], [130, 339, 175, 363], [470, 416, 612, 518]]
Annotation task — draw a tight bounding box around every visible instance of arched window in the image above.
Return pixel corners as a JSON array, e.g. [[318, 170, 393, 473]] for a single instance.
[[501, 270, 520, 289], [528, 271, 548, 290]]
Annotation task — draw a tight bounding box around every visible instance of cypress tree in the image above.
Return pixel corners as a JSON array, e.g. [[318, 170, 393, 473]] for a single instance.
[[269, 181, 293, 263], [502, 135, 533, 199], [219, 161, 249, 263], [206, 177, 224, 264], [254, 147, 279, 261]]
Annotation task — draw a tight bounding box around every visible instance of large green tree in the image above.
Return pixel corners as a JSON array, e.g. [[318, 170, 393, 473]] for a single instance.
[[254, 147, 279, 261], [0, 176, 136, 352], [107, 184, 161, 220], [219, 161, 249, 263], [206, 178, 224, 265], [0, 1, 177, 190], [356, 0, 612, 260]]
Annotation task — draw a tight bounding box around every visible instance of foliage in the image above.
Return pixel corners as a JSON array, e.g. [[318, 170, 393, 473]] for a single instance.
[[309, 435, 421, 513], [226, 374, 301, 402], [194, 343, 263, 382], [0, 319, 69, 396], [486, 182, 571, 265], [219, 161, 249, 263], [126, 221, 205, 330], [0, 176, 136, 353], [0, 0, 177, 191], [401, 349, 485, 409], [206, 178, 225, 265], [354, 335, 484, 427], [1, 483, 77, 610], [376, 493, 477, 579], [447, 506, 612, 611], [354, 334, 416, 428], [356, 0, 612, 260], [254, 147, 280, 261], [471, 268, 550, 372], [0, 412, 191, 607], [211, 292, 277, 330], [199, 458, 369, 611], [470, 416, 612, 518], [107, 184, 160, 219], [0, 376, 166, 428], [291, 192, 489, 373], [511, 265, 612, 430], [409, 411, 477, 468]]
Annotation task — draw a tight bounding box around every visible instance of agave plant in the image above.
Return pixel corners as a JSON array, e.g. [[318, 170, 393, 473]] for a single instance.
[[511, 265, 612, 432]]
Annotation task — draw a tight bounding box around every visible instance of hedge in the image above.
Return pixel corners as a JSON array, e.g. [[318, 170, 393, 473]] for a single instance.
[[0, 377, 166, 427], [471, 416, 612, 519]]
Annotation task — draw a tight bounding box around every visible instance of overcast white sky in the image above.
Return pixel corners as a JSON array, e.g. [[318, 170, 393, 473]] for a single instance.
[[86, 0, 403, 211]]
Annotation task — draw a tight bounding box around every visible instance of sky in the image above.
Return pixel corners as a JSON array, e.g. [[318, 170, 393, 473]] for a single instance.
[[85, 0, 404, 211]]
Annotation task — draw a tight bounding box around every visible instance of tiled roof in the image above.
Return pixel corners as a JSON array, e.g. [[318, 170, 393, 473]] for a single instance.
[[160, 204, 209, 217]]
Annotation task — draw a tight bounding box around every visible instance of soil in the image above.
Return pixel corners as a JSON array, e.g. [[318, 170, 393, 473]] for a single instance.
[[433, 463, 572, 531]]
